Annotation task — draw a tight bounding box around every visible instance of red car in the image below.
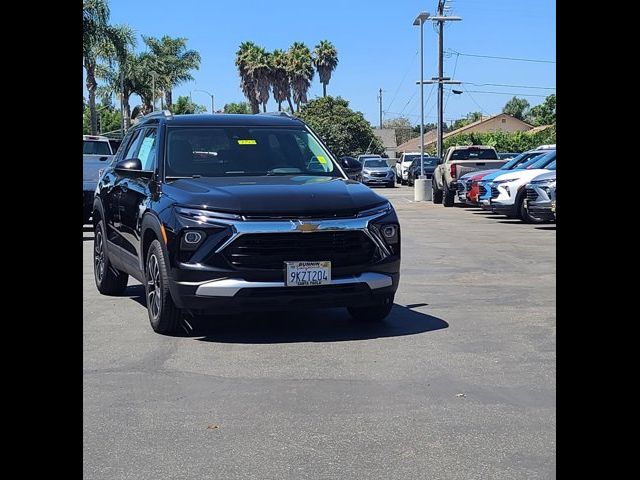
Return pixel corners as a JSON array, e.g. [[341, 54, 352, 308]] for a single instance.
[[462, 170, 498, 205]]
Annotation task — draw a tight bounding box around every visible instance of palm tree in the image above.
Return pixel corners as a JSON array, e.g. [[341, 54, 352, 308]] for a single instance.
[[270, 49, 294, 112], [246, 46, 271, 112], [313, 40, 338, 97], [235, 42, 260, 114], [142, 35, 201, 109], [83, 0, 134, 134], [97, 50, 148, 129], [287, 42, 314, 112]]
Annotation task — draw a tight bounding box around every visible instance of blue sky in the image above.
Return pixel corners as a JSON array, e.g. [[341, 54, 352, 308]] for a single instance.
[[96, 0, 555, 126]]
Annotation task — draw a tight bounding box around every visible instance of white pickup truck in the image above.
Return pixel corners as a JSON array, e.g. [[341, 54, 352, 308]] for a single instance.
[[83, 135, 114, 224], [432, 145, 505, 207]]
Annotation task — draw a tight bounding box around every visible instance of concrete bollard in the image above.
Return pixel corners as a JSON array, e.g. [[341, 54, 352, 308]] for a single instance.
[[414, 178, 432, 202]]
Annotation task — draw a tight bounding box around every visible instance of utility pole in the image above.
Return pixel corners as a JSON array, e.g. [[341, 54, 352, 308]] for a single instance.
[[437, 1, 444, 160], [431, 1, 462, 159], [378, 88, 383, 129]]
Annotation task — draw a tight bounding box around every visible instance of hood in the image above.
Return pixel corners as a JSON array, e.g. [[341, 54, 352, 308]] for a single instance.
[[493, 168, 551, 183], [530, 171, 556, 182], [162, 175, 388, 216]]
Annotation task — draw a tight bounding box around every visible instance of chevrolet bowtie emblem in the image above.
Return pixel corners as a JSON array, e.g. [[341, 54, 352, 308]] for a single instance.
[[293, 220, 319, 232]]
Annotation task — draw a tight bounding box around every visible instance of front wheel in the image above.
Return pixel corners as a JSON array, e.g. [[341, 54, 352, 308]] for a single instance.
[[519, 196, 545, 224], [396, 174, 402, 184], [348, 296, 394, 322], [145, 240, 182, 335]]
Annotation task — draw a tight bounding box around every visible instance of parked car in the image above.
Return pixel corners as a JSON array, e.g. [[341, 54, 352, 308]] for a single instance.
[[432, 145, 504, 207], [92, 111, 400, 334], [476, 148, 555, 209], [395, 152, 422, 185], [361, 158, 396, 187], [498, 152, 519, 160], [459, 148, 554, 205], [83, 135, 114, 224], [406, 156, 439, 186], [339, 156, 363, 181], [486, 152, 557, 221], [523, 166, 556, 223]]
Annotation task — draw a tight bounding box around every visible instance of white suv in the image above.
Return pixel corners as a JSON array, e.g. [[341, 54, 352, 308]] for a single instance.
[[395, 152, 421, 185]]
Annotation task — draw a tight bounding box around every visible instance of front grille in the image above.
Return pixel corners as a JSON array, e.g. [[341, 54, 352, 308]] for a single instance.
[[223, 231, 376, 270], [457, 181, 466, 192], [491, 187, 499, 198], [526, 187, 539, 201], [371, 172, 387, 177], [479, 185, 487, 197], [466, 180, 473, 190]]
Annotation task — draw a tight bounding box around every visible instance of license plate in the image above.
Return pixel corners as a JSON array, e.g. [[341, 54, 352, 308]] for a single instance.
[[285, 261, 331, 287]]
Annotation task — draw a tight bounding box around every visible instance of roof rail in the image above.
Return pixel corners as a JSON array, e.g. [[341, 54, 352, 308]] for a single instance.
[[143, 110, 173, 120], [257, 111, 295, 118]]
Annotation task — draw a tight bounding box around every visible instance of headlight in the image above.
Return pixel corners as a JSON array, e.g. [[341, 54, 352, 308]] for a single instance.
[[357, 202, 391, 217], [176, 206, 243, 224]]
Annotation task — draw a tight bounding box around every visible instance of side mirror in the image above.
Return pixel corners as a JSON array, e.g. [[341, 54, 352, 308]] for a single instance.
[[115, 158, 153, 178]]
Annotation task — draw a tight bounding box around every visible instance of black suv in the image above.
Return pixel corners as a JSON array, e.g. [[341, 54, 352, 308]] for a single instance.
[[93, 111, 401, 334]]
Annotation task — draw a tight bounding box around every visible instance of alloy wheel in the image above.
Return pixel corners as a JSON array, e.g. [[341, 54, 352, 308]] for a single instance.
[[147, 254, 162, 319], [94, 229, 105, 283]]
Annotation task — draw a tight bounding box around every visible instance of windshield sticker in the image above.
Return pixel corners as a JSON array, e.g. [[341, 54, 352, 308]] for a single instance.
[[316, 156, 327, 164], [237, 139, 257, 145]]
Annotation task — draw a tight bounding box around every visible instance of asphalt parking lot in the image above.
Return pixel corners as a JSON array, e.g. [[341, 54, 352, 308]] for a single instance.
[[83, 184, 556, 479]]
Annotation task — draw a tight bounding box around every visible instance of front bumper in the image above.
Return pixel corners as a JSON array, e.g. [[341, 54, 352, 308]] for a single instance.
[[164, 206, 401, 313], [525, 199, 555, 221], [489, 198, 517, 216]]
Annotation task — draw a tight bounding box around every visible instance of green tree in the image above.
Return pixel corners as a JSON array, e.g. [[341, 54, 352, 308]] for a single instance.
[[223, 102, 251, 114], [83, 102, 122, 135], [528, 94, 556, 126], [245, 46, 271, 112], [297, 96, 384, 157], [170, 96, 207, 114], [502, 97, 530, 121], [270, 49, 295, 112], [288, 42, 314, 112], [235, 42, 260, 113], [142, 35, 201, 109], [313, 40, 338, 97], [83, 0, 134, 134]]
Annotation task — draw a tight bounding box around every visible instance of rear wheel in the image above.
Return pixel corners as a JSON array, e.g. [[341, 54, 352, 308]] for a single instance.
[[432, 178, 443, 204], [94, 221, 128, 295], [348, 295, 394, 322], [443, 183, 455, 207], [145, 240, 182, 335]]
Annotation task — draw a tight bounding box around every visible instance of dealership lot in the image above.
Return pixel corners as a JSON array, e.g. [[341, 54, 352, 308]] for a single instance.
[[83, 185, 555, 479]]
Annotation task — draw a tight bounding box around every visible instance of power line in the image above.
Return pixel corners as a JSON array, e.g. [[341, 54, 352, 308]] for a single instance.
[[448, 49, 556, 64], [464, 82, 555, 90], [459, 88, 489, 116], [385, 50, 419, 113], [456, 88, 549, 98]]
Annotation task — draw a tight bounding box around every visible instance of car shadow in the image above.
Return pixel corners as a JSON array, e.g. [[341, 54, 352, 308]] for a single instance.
[[536, 225, 556, 230], [125, 284, 448, 343]]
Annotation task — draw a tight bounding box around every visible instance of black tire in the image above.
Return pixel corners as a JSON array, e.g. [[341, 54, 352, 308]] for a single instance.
[[519, 195, 545, 224], [408, 177, 414, 187], [94, 221, 129, 296], [386, 181, 395, 188], [432, 179, 443, 204], [396, 174, 402, 184], [145, 240, 182, 335], [443, 183, 455, 207], [401, 179, 407, 185], [348, 296, 394, 322]]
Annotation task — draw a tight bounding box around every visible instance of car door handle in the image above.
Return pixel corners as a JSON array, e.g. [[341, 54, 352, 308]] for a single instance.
[[121, 182, 128, 192]]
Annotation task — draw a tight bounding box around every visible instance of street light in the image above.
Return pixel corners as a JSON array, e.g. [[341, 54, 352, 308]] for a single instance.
[[413, 11, 430, 183], [193, 89, 215, 113], [149, 71, 158, 111]]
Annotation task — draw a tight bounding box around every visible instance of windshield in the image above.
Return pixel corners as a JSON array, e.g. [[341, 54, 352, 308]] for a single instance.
[[502, 151, 545, 170], [527, 151, 556, 169], [164, 127, 338, 178], [545, 160, 556, 170], [83, 140, 112, 155], [450, 148, 499, 160], [359, 155, 380, 161], [403, 155, 421, 164], [413, 157, 438, 167], [516, 151, 554, 169], [363, 159, 389, 168]]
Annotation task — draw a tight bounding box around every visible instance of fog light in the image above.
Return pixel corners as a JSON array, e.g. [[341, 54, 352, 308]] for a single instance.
[[180, 230, 205, 251], [184, 231, 203, 244], [382, 225, 397, 238]]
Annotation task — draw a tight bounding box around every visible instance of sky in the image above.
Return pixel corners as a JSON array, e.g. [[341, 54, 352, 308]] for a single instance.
[[94, 0, 556, 127]]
